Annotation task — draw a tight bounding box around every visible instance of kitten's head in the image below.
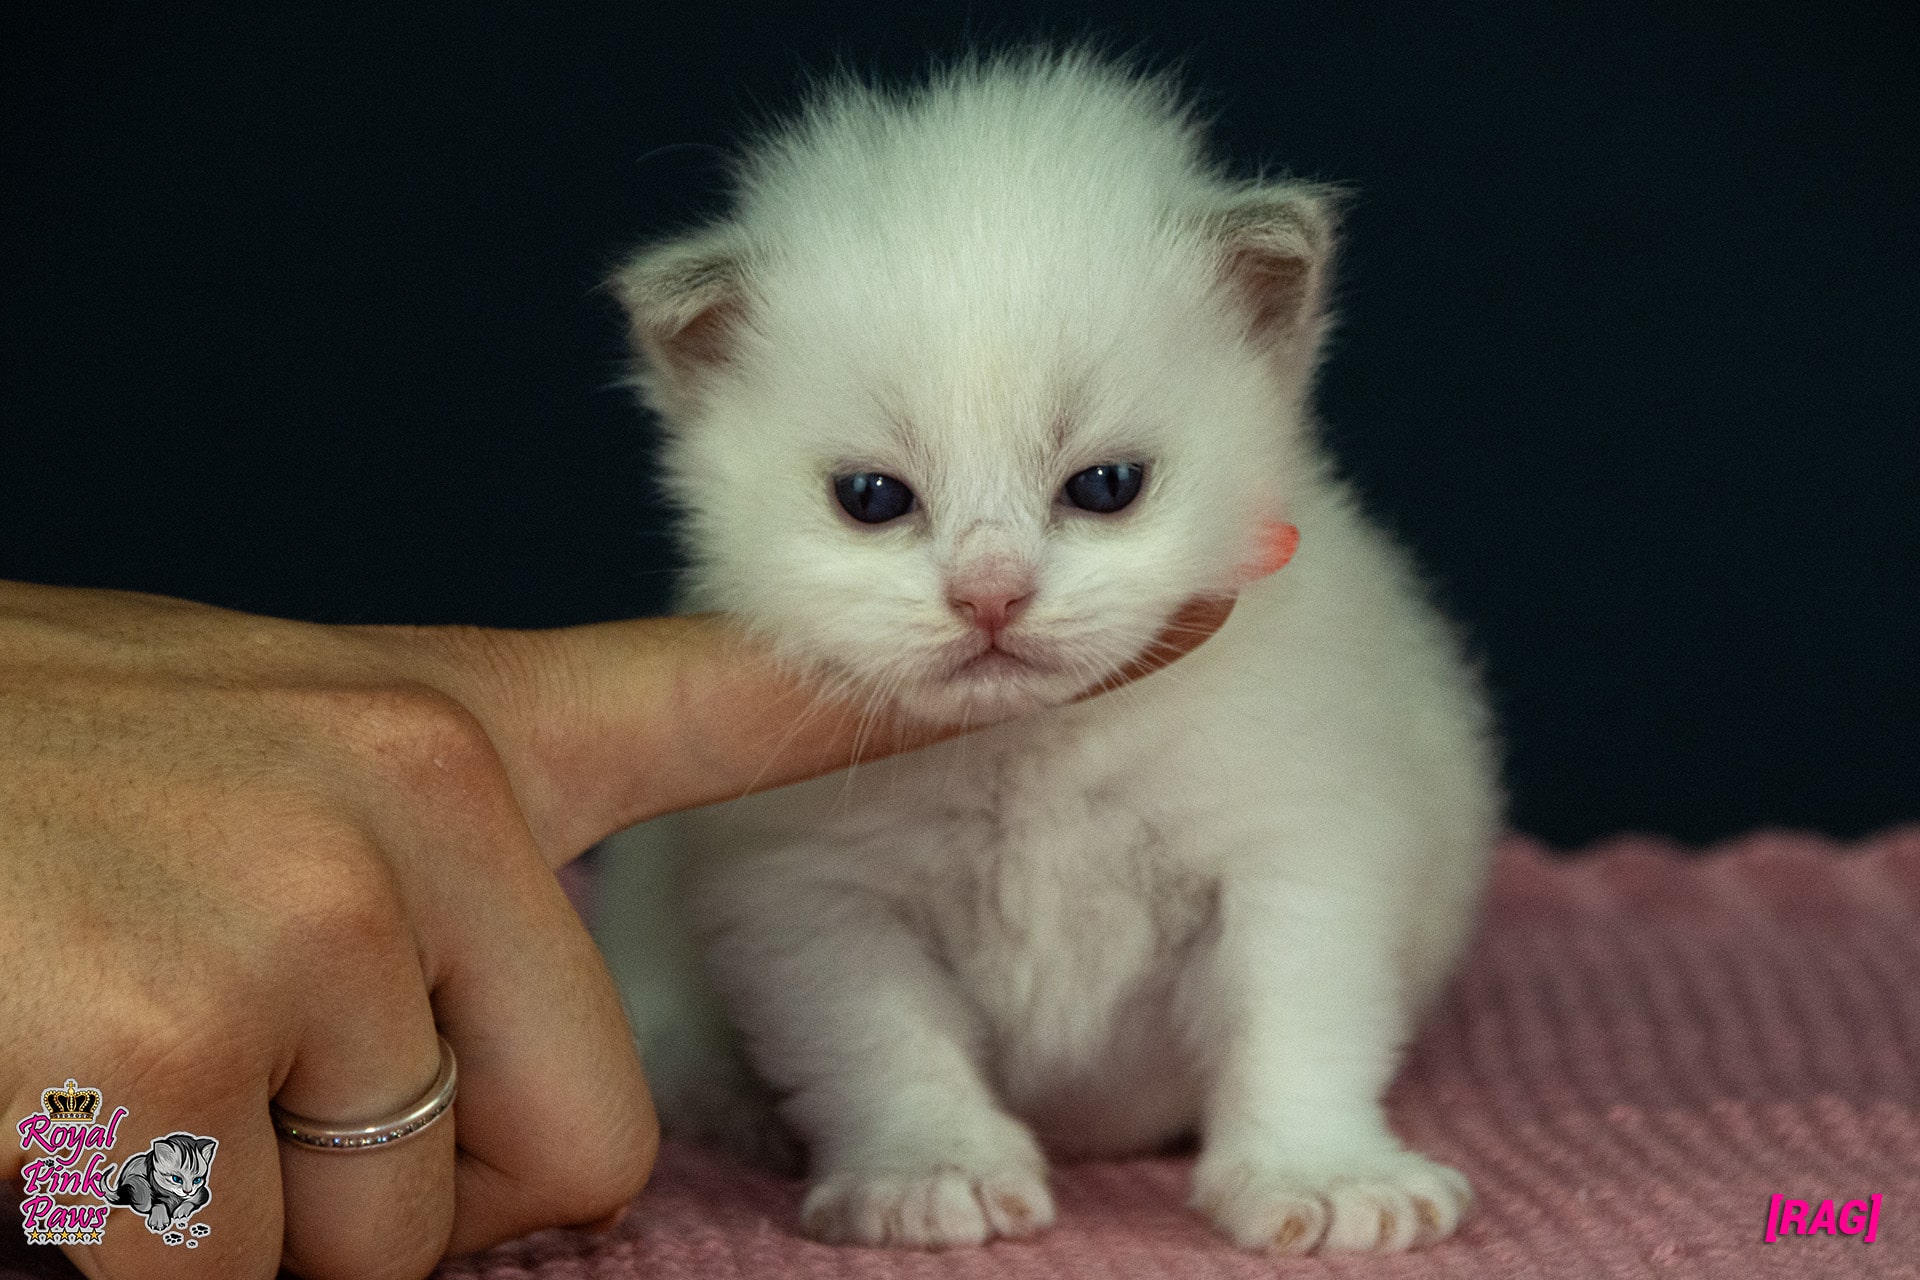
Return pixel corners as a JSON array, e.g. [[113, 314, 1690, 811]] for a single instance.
[[616, 52, 1337, 726], [149, 1134, 214, 1196]]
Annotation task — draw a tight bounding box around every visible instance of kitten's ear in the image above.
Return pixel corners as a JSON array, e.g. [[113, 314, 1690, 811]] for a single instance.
[[610, 231, 749, 407], [1201, 183, 1342, 350]]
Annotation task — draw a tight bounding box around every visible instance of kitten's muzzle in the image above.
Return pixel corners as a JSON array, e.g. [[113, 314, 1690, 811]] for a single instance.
[[944, 530, 1037, 638], [946, 582, 1034, 636]]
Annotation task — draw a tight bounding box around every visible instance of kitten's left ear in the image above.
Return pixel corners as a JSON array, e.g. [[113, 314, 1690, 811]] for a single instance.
[[1200, 182, 1343, 352]]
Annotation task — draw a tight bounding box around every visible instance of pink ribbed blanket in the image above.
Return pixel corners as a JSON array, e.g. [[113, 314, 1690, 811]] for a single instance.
[[6, 829, 1916, 1279]]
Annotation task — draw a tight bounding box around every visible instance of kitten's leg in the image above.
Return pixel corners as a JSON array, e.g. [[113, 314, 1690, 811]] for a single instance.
[[1184, 873, 1470, 1253], [595, 821, 800, 1171], [710, 884, 1053, 1248]]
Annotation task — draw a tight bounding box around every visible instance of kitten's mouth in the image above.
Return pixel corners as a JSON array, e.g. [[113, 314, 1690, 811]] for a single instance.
[[947, 637, 1056, 681], [906, 634, 1088, 723]]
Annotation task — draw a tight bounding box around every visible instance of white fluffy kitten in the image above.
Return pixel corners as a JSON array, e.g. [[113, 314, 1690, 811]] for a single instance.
[[594, 50, 1501, 1254]]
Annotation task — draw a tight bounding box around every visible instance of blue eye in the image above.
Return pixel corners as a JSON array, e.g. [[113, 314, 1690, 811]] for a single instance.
[[834, 472, 916, 524], [1063, 462, 1145, 513]]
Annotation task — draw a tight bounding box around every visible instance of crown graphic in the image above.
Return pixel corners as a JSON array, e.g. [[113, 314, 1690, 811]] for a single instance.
[[42, 1080, 102, 1123]]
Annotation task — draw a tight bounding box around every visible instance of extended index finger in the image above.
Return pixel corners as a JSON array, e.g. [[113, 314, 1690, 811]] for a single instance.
[[382, 594, 1235, 869]]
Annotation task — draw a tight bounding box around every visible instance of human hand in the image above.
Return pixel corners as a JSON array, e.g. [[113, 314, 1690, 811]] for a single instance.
[[0, 579, 1233, 1280]]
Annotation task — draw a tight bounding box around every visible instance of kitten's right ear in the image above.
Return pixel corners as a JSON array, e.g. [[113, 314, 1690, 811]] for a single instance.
[[610, 232, 749, 406]]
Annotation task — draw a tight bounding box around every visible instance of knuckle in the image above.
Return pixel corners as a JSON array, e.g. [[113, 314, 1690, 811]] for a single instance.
[[306, 680, 503, 790], [265, 835, 412, 962]]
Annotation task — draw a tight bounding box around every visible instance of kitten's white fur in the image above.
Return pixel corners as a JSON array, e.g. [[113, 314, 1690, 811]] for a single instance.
[[594, 50, 1501, 1253]]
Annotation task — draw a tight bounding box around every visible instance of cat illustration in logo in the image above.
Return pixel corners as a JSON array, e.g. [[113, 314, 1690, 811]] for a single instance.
[[103, 1133, 217, 1233]]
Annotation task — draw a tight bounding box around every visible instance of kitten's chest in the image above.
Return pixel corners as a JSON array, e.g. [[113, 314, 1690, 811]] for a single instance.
[[899, 728, 1215, 1100]]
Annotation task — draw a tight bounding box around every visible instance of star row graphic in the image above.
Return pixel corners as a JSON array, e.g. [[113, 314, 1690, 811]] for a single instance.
[[25, 1229, 105, 1245]]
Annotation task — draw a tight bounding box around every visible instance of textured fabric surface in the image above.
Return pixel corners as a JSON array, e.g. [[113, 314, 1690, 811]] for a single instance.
[[6, 829, 1917, 1278]]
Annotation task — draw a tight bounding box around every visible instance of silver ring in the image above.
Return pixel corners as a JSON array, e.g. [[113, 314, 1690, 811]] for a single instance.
[[270, 1036, 457, 1152]]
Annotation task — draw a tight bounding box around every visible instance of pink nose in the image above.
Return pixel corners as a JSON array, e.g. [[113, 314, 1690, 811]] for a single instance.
[[948, 582, 1033, 634]]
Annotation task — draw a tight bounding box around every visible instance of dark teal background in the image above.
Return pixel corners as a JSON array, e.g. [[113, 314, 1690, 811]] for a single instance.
[[3, 3, 1914, 846]]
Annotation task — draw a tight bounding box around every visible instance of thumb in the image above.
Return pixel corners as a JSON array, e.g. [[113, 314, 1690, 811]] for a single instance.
[[375, 596, 1235, 869]]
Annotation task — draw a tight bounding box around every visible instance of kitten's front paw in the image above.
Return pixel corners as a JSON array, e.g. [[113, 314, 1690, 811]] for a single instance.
[[1192, 1150, 1471, 1253], [800, 1165, 1054, 1248]]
